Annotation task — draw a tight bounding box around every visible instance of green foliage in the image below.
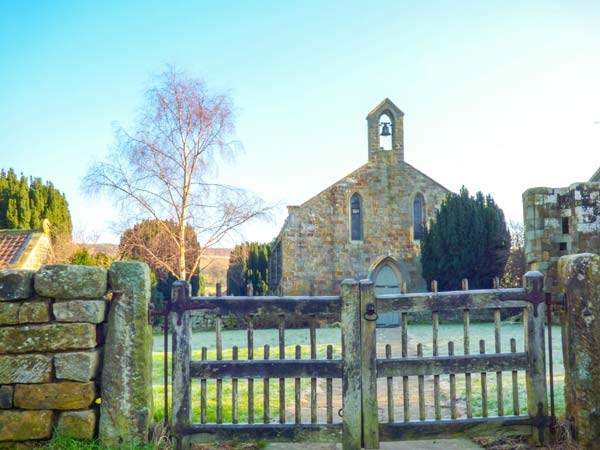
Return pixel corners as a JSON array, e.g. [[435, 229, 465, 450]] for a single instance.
[[6, 198, 18, 228], [120, 219, 202, 319], [198, 275, 206, 296], [226, 242, 269, 295], [43, 433, 161, 449], [69, 248, 113, 268], [0, 168, 72, 242], [119, 219, 201, 281], [421, 187, 510, 291]]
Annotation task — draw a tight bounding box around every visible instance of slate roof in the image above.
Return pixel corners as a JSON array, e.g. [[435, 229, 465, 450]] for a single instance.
[[0, 230, 33, 269]]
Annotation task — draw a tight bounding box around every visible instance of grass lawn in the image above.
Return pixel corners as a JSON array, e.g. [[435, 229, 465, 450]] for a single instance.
[[152, 322, 564, 423], [152, 327, 342, 423], [404, 322, 564, 417]]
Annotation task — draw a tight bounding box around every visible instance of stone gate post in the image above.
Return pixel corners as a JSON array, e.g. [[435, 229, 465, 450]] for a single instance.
[[558, 253, 600, 450], [99, 261, 153, 448]]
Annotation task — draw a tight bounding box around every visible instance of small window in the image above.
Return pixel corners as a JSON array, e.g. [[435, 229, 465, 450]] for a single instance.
[[562, 217, 569, 234], [413, 194, 424, 240], [559, 242, 567, 252], [350, 193, 362, 241]]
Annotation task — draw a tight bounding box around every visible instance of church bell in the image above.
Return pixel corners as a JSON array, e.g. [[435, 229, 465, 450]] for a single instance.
[[380, 122, 391, 137]]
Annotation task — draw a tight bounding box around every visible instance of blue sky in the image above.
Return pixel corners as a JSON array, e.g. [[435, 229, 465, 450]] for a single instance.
[[1, 1, 599, 245]]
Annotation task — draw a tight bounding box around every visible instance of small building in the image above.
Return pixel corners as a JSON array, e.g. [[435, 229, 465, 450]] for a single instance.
[[0, 220, 54, 270], [269, 99, 450, 313], [523, 169, 600, 296]]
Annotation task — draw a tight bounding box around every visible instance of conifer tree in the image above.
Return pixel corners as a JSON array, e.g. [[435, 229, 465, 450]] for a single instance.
[[6, 198, 18, 229], [0, 169, 72, 242], [226, 241, 270, 295], [17, 176, 31, 228], [421, 187, 510, 291]]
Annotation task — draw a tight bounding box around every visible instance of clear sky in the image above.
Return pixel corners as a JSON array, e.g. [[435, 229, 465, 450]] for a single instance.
[[1, 1, 599, 245]]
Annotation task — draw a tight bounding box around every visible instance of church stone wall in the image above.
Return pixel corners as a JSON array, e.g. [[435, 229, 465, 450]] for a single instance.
[[276, 151, 448, 295], [523, 182, 600, 295]]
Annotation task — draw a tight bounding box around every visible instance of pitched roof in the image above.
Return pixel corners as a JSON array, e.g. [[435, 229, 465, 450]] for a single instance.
[[0, 230, 34, 269], [590, 167, 600, 183], [366, 98, 404, 119]]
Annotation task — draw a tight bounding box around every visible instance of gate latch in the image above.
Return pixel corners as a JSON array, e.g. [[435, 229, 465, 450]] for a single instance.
[[364, 303, 378, 321]]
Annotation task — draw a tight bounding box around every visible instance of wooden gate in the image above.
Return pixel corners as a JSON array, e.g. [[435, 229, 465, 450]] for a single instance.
[[169, 272, 549, 449], [359, 272, 548, 449]]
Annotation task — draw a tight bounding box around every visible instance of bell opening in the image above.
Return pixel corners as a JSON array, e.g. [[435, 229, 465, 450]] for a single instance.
[[379, 113, 392, 150]]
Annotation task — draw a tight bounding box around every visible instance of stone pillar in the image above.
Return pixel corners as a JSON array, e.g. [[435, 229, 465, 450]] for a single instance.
[[558, 253, 600, 449], [99, 261, 153, 448]]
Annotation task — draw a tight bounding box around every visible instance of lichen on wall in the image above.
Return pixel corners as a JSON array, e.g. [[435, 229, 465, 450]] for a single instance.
[[0, 262, 152, 448], [523, 182, 600, 295]]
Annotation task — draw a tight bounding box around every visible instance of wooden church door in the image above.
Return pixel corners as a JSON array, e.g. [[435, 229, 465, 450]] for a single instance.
[[374, 264, 401, 327]]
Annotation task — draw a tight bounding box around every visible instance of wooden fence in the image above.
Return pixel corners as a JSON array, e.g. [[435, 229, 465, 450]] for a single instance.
[[169, 272, 548, 450]]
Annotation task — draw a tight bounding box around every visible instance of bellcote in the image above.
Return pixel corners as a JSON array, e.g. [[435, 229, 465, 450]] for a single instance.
[[366, 98, 404, 163]]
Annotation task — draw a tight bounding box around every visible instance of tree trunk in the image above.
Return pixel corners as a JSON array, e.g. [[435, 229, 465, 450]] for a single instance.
[[179, 223, 186, 281]]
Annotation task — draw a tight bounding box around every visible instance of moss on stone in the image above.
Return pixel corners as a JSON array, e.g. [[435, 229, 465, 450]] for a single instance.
[[100, 261, 152, 448], [0, 410, 52, 441], [56, 410, 97, 440], [14, 381, 96, 410], [0, 323, 96, 354], [34, 264, 108, 299], [0, 270, 34, 301], [17, 300, 50, 323], [0, 354, 52, 383]]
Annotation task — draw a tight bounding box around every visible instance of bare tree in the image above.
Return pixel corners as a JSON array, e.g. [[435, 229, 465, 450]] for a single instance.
[[501, 220, 526, 287], [508, 220, 524, 250], [83, 68, 268, 281]]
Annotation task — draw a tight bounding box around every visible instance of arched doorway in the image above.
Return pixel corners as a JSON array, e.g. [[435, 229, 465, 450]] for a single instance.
[[372, 260, 402, 327]]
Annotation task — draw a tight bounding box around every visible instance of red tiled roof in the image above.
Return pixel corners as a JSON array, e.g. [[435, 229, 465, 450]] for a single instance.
[[0, 231, 33, 269]]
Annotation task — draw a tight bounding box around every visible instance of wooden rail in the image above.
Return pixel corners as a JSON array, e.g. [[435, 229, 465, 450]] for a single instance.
[[182, 423, 342, 442], [190, 359, 342, 379], [376, 352, 529, 377], [376, 288, 529, 312], [170, 272, 548, 450], [185, 296, 341, 317]]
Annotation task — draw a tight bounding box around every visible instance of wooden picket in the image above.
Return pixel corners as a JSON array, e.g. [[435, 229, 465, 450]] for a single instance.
[[169, 272, 548, 449]]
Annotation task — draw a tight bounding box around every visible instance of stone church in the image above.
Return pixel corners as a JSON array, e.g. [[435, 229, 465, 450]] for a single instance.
[[269, 99, 450, 298]]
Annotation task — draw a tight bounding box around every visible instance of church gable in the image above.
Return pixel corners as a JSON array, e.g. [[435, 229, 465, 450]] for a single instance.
[[270, 100, 449, 296]]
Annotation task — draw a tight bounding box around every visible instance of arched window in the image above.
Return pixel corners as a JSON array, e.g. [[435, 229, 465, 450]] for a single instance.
[[350, 193, 362, 241], [413, 194, 424, 240]]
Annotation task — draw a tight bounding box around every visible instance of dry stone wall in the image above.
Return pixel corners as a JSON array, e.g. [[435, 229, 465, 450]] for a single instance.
[[0, 263, 152, 449]]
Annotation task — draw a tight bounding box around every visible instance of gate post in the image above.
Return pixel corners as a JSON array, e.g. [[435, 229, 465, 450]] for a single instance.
[[171, 281, 192, 450], [558, 253, 600, 448], [360, 279, 379, 448], [341, 279, 361, 450], [524, 271, 548, 445]]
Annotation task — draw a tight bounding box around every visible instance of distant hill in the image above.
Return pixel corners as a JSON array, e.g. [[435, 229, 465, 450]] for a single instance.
[[200, 248, 232, 293], [203, 248, 232, 258], [84, 243, 119, 257], [73, 243, 232, 294]]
